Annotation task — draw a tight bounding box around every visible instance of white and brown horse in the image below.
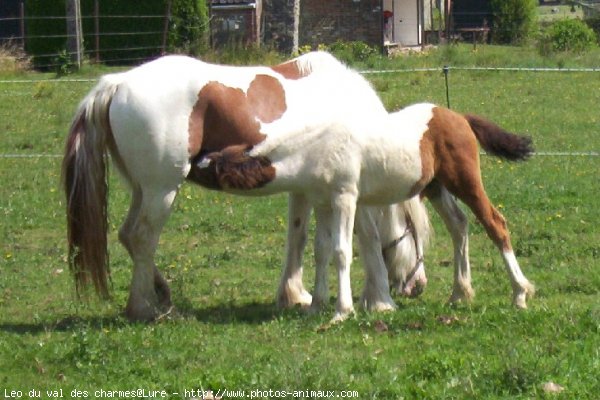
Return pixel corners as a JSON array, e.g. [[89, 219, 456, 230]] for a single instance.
[[63, 52, 428, 321], [201, 102, 536, 321]]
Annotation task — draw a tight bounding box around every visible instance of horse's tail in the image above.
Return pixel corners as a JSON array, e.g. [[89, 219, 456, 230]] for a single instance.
[[465, 114, 534, 161], [62, 78, 120, 298]]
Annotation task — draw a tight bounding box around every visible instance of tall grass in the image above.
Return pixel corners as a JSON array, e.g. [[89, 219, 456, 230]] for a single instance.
[[0, 43, 32, 76]]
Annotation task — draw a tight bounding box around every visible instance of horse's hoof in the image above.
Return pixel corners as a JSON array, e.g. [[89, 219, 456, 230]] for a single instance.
[[277, 287, 312, 309], [308, 298, 328, 315], [125, 295, 173, 323], [124, 304, 159, 322], [448, 285, 475, 305], [401, 280, 426, 298], [512, 281, 534, 309], [360, 296, 397, 313], [330, 307, 355, 324]]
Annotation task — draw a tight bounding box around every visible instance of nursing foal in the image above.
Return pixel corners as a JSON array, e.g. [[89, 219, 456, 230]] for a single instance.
[[203, 102, 535, 321]]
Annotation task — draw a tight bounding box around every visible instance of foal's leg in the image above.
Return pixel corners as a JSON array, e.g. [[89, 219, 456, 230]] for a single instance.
[[444, 176, 534, 308], [426, 184, 474, 304], [121, 186, 178, 321], [311, 206, 333, 312], [276, 193, 313, 308], [356, 207, 396, 312], [330, 192, 358, 322]]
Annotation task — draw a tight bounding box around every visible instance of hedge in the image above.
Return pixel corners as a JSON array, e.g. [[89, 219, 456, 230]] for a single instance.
[[24, 0, 208, 69]]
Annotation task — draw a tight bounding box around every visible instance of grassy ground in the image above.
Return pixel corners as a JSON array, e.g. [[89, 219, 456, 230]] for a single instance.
[[1, 46, 599, 398]]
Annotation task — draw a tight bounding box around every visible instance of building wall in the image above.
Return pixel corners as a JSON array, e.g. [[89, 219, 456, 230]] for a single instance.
[[210, 8, 258, 46], [299, 0, 382, 49], [262, 0, 297, 53], [251, 0, 387, 53], [452, 0, 492, 29]]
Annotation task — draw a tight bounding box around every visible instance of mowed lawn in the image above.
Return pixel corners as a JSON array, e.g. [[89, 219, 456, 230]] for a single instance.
[[0, 58, 599, 398]]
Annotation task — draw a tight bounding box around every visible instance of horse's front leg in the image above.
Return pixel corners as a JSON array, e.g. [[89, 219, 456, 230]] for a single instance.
[[276, 193, 313, 308], [356, 206, 396, 312], [311, 206, 333, 312], [330, 191, 358, 322]]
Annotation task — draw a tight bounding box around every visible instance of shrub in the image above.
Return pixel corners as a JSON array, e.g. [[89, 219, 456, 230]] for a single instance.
[[490, 0, 537, 45], [539, 19, 597, 54], [326, 41, 378, 64], [168, 0, 209, 55]]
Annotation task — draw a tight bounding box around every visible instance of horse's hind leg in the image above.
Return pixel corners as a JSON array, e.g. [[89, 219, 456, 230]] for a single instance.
[[276, 193, 313, 308], [442, 174, 534, 308], [120, 186, 178, 321], [425, 184, 474, 304]]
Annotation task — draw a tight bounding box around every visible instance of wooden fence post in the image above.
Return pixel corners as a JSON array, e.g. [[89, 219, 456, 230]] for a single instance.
[[19, 1, 25, 49], [162, 0, 173, 55], [66, 0, 83, 69], [94, 0, 100, 63]]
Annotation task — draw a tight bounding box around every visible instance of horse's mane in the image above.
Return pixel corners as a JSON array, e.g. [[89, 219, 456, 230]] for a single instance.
[[293, 51, 349, 76]]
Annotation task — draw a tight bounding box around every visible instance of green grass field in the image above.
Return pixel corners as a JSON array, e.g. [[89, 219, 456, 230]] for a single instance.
[[1, 46, 599, 398]]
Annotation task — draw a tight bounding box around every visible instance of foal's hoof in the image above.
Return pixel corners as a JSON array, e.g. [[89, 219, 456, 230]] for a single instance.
[[512, 281, 535, 309]]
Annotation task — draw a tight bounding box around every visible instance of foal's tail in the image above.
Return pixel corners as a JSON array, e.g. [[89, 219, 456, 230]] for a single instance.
[[62, 78, 120, 298], [465, 114, 534, 161]]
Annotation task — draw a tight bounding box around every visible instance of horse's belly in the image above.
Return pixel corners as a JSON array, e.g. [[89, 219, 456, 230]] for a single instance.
[[358, 157, 422, 205], [359, 181, 415, 205]]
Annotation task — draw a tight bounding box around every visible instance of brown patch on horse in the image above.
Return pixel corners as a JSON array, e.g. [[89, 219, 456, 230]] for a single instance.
[[271, 60, 304, 80], [421, 107, 516, 251], [191, 145, 276, 190], [409, 129, 435, 198], [247, 74, 287, 123], [187, 75, 287, 158]]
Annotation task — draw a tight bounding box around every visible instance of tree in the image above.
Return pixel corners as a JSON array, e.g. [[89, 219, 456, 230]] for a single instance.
[[490, 0, 537, 45]]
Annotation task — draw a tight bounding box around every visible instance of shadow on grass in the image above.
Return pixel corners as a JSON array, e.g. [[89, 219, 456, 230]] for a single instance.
[[0, 315, 129, 335], [0, 300, 306, 335], [174, 298, 309, 325]]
